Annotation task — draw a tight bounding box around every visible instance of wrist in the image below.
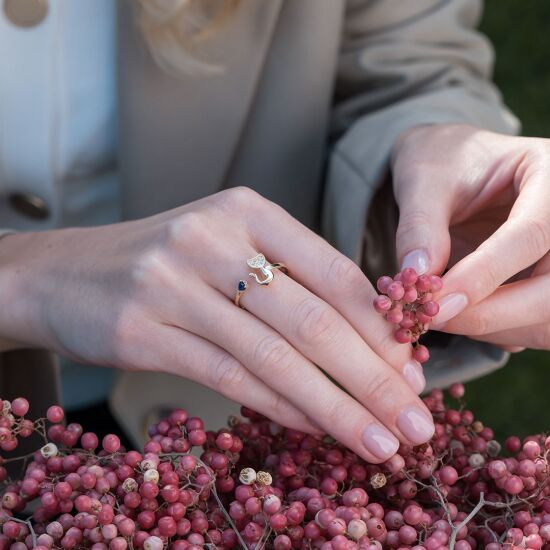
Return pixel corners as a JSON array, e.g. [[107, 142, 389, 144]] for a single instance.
[[391, 123, 479, 169], [0, 231, 53, 350]]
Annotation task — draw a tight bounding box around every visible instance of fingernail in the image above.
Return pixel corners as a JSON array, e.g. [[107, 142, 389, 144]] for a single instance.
[[362, 423, 399, 460], [431, 293, 468, 326], [402, 360, 426, 394], [397, 405, 435, 444], [504, 346, 526, 354], [401, 249, 429, 275]]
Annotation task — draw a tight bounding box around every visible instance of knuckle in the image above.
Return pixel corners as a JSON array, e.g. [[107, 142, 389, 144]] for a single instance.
[[267, 391, 292, 420], [130, 249, 170, 286], [397, 210, 431, 240], [251, 334, 295, 379], [209, 353, 247, 394], [466, 250, 500, 296], [324, 397, 353, 427], [521, 217, 550, 257], [477, 267, 500, 297], [293, 297, 339, 347], [166, 212, 209, 250], [325, 255, 366, 299], [361, 371, 396, 405], [465, 308, 490, 336], [215, 186, 262, 215]]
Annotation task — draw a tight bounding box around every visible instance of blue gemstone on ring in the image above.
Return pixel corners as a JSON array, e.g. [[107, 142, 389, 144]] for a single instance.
[[238, 280, 247, 292]]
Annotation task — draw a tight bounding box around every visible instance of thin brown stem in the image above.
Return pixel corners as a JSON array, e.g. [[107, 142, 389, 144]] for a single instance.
[[449, 493, 486, 550], [10, 517, 37, 547]]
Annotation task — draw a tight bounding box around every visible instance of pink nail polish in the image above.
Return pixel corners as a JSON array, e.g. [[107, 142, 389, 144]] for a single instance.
[[402, 360, 426, 394], [397, 405, 435, 444], [362, 423, 399, 460], [432, 293, 468, 326], [401, 249, 429, 275]]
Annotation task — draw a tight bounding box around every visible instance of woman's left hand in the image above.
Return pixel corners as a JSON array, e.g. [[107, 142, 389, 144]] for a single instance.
[[390, 123, 550, 350]]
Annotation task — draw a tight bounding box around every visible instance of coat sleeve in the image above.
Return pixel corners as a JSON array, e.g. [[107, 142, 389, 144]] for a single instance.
[[322, 0, 520, 261]]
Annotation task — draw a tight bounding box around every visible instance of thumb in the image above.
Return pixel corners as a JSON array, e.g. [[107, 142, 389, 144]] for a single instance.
[[394, 183, 453, 276]]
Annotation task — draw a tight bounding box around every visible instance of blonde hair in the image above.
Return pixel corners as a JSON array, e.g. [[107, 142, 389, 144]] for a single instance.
[[136, 0, 240, 75]]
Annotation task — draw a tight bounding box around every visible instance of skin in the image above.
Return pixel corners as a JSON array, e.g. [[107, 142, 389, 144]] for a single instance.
[[392, 123, 550, 351], [0, 187, 433, 463]]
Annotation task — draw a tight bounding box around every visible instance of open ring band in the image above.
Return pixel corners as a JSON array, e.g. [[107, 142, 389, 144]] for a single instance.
[[234, 280, 249, 308]]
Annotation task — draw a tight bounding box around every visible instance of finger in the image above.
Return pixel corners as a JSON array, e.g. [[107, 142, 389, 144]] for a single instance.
[[470, 324, 550, 351], [233, 191, 419, 387], [139, 251, 401, 462], [240, 276, 433, 445], [180, 287, 401, 463], [392, 175, 453, 276], [130, 321, 324, 436], [201, 254, 433, 448], [434, 177, 550, 325], [439, 275, 550, 335]]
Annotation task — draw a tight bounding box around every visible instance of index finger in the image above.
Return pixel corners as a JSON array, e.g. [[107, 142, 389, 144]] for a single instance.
[[432, 177, 550, 327]]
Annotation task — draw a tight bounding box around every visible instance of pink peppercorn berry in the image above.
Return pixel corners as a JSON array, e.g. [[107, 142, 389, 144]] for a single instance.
[[374, 268, 442, 363]]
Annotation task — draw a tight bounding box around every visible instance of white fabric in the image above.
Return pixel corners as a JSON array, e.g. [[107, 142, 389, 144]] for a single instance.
[[0, 0, 119, 408], [0, 0, 118, 231]]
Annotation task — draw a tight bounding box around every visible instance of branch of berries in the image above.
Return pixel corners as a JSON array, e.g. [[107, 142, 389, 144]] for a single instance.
[[0, 387, 550, 550], [373, 268, 443, 364]]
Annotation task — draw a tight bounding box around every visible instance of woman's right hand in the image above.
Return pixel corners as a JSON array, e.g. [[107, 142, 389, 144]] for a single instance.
[[0, 187, 434, 462]]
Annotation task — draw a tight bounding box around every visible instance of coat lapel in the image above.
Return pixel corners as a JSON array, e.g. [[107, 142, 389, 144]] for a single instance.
[[118, 0, 284, 219]]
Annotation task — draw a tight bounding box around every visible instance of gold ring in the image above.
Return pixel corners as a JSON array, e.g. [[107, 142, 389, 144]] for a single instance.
[[234, 280, 248, 308], [247, 253, 287, 286]]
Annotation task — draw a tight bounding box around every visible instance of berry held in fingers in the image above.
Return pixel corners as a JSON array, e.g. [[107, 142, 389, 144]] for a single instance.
[[375, 268, 443, 363]]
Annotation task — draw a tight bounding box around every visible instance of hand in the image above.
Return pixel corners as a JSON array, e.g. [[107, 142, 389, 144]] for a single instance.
[[391, 124, 550, 350], [0, 187, 434, 462]]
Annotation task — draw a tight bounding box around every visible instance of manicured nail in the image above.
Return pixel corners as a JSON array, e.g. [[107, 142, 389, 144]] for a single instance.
[[402, 360, 426, 394], [431, 293, 468, 326], [362, 423, 399, 460], [397, 405, 435, 444], [401, 249, 429, 275]]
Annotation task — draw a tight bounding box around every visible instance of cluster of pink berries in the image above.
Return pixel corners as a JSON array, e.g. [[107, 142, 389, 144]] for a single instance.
[[373, 268, 443, 364], [1, 387, 550, 550]]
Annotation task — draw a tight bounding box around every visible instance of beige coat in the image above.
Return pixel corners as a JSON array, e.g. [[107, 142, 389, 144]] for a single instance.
[[2, 0, 519, 443]]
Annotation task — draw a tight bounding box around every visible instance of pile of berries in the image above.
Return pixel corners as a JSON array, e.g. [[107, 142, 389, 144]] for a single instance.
[[373, 269, 443, 364], [0, 387, 549, 550]]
